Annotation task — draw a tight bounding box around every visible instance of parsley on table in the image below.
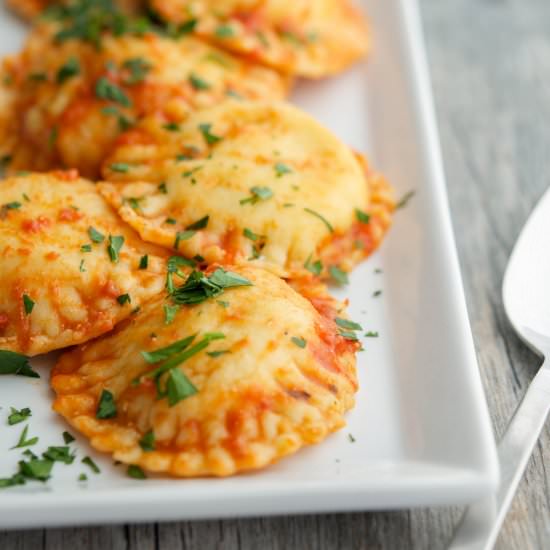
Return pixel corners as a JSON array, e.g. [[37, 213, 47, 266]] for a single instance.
[[7, 407, 32, 426], [396, 190, 416, 209], [0, 350, 39, 378], [11, 425, 39, 449], [63, 431, 75, 444], [365, 331, 379, 338], [43, 446, 75, 464], [82, 456, 100, 474]]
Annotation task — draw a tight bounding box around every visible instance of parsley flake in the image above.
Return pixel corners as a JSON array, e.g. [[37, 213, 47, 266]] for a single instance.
[[95, 77, 131, 107], [189, 73, 210, 90], [57, 57, 80, 83], [0, 350, 39, 378], [303, 208, 333, 233], [88, 226, 105, 243], [240, 186, 273, 205], [139, 430, 155, 452], [7, 407, 32, 426], [107, 235, 124, 263], [96, 389, 117, 419], [329, 266, 349, 286], [23, 294, 34, 315], [11, 425, 38, 449], [291, 337, 306, 349], [198, 123, 222, 145], [274, 162, 292, 177], [82, 456, 100, 474], [335, 318, 362, 331], [355, 209, 371, 224], [127, 464, 147, 479], [139, 255, 148, 269]]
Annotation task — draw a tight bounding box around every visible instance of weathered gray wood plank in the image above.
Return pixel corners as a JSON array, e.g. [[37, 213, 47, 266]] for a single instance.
[[2, 0, 550, 548]]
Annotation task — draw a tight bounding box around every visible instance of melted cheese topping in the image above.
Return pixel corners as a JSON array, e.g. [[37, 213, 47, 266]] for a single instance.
[[51, 264, 358, 477], [150, 0, 371, 77], [99, 100, 393, 278], [0, 172, 167, 355], [0, 23, 289, 177]]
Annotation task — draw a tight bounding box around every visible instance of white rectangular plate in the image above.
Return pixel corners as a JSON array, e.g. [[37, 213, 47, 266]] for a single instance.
[[0, 0, 498, 529]]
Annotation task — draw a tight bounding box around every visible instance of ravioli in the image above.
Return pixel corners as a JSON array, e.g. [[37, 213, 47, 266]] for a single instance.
[[99, 100, 394, 279], [0, 19, 289, 177], [150, 0, 371, 77], [0, 172, 167, 356], [51, 264, 358, 477]]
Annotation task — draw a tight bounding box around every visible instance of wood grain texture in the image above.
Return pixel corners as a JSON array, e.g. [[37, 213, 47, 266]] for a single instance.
[[2, 0, 550, 548]]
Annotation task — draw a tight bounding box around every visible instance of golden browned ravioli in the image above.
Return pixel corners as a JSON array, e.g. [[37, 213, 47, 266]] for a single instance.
[[51, 264, 358, 477], [99, 100, 394, 279], [150, 0, 371, 77], [0, 21, 289, 178], [0, 172, 167, 356]]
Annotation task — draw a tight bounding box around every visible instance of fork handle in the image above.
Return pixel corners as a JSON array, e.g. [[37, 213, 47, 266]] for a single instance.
[[449, 360, 550, 550]]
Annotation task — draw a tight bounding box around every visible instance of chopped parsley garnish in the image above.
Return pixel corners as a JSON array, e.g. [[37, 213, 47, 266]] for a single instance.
[[355, 208, 371, 224], [163, 304, 179, 325], [138, 333, 224, 406], [338, 330, 359, 341], [122, 57, 151, 85], [95, 77, 131, 107], [303, 208, 333, 233], [22, 294, 35, 315], [396, 190, 416, 209], [0, 350, 39, 378], [63, 431, 75, 444], [11, 425, 38, 449], [18, 458, 53, 482], [78, 473, 88, 482], [96, 389, 117, 419], [174, 230, 195, 250], [81, 456, 100, 474], [348, 433, 356, 443], [206, 350, 230, 358], [186, 215, 209, 231], [127, 465, 147, 479], [101, 105, 133, 130], [274, 162, 292, 177], [215, 25, 235, 38], [43, 446, 75, 464], [189, 73, 210, 90], [243, 228, 263, 242], [56, 57, 80, 83], [240, 186, 273, 205], [373, 290, 382, 298], [165, 256, 196, 292], [117, 293, 131, 305], [335, 318, 362, 331], [1, 201, 22, 214], [198, 123, 222, 145], [109, 162, 130, 173], [291, 337, 307, 349], [163, 122, 180, 132], [165, 217, 177, 225], [182, 166, 202, 179], [170, 268, 252, 305], [107, 235, 124, 262], [48, 127, 58, 148], [139, 430, 155, 452], [139, 255, 148, 269], [158, 182, 168, 194], [365, 331, 379, 338], [304, 255, 323, 276], [79, 259, 86, 272], [80, 244, 92, 253], [7, 407, 32, 426], [329, 266, 349, 286], [88, 226, 105, 243]]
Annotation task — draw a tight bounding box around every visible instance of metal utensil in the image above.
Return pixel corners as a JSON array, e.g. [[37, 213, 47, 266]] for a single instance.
[[449, 186, 550, 549]]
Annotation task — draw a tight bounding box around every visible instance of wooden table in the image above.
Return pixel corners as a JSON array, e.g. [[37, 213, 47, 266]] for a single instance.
[[3, 0, 550, 547]]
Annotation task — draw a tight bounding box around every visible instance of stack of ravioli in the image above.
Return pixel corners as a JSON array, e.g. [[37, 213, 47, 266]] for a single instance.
[[0, 0, 395, 477]]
